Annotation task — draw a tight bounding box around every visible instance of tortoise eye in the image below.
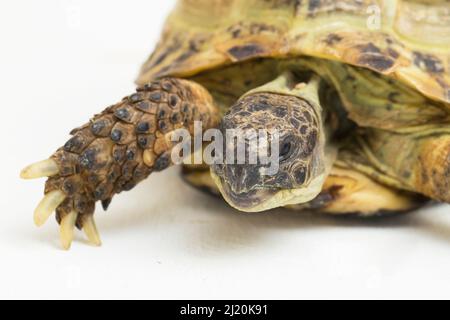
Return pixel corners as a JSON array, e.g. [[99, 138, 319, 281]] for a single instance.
[[279, 141, 292, 162]]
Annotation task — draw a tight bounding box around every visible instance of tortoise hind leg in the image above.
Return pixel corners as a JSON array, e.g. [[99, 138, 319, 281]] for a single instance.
[[21, 78, 219, 249]]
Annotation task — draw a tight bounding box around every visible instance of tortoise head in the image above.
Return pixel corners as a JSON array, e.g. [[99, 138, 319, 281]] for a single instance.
[[211, 73, 336, 212]]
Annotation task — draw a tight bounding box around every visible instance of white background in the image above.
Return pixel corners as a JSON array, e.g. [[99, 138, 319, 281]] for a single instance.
[[1, 0, 450, 300]]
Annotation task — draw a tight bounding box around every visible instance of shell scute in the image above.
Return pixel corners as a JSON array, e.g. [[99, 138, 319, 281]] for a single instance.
[[137, 0, 450, 104]]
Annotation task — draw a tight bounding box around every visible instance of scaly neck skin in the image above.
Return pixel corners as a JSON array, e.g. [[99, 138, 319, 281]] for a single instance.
[[212, 72, 337, 212]]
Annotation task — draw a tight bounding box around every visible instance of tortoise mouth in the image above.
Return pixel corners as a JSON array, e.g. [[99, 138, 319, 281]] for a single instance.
[[212, 169, 328, 212], [221, 183, 277, 211], [209, 169, 276, 211]]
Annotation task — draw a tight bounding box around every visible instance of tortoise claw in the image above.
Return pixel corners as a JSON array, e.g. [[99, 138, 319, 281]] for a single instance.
[[60, 211, 78, 250], [83, 215, 102, 247], [34, 190, 66, 227], [28, 172, 103, 250], [20, 159, 59, 179]]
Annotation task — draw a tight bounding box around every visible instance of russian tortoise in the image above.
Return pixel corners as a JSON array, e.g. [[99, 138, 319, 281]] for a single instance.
[[21, 0, 450, 249]]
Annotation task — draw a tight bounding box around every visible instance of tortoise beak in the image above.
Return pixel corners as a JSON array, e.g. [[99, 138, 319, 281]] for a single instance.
[[219, 180, 277, 211], [211, 167, 277, 211]]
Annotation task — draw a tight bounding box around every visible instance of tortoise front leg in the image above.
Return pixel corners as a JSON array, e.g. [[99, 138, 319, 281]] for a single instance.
[[21, 78, 219, 249]]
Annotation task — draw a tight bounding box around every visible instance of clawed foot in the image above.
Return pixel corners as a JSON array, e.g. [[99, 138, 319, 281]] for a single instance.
[[21, 78, 220, 250], [21, 159, 101, 250], [21, 159, 102, 250]]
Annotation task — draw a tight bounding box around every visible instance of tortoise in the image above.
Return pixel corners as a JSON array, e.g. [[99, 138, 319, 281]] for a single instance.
[[21, 0, 450, 249]]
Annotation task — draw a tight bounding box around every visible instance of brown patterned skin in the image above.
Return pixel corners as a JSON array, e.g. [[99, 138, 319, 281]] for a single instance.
[[212, 92, 324, 210], [44, 78, 219, 228]]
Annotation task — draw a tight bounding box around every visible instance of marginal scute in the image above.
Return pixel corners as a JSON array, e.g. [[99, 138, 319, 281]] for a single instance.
[[358, 54, 395, 73], [305, 0, 379, 18], [324, 33, 343, 46], [227, 44, 267, 61], [413, 52, 445, 74]]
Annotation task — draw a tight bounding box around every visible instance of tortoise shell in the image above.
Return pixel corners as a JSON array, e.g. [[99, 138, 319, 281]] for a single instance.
[[137, 0, 450, 105]]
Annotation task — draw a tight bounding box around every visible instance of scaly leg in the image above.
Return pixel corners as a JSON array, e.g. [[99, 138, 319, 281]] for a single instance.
[[21, 78, 219, 249]]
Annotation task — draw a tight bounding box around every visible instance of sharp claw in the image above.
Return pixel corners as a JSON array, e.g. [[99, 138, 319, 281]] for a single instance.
[[83, 215, 102, 246], [60, 211, 77, 250], [34, 190, 66, 227], [20, 159, 59, 179]]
